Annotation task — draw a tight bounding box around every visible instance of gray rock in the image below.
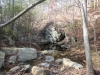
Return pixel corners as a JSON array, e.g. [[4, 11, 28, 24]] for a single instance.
[[9, 55, 17, 63], [10, 66, 20, 72], [0, 51, 5, 68], [9, 64, 30, 74], [45, 56, 54, 63], [62, 58, 83, 69], [38, 63, 50, 68], [1, 48, 38, 62], [55, 59, 62, 64], [31, 66, 50, 75], [17, 48, 37, 61], [23, 64, 30, 71]]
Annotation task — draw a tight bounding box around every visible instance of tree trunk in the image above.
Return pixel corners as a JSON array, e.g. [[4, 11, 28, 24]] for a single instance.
[[0, 0, 46, 28], [80, 0, 94, 75]]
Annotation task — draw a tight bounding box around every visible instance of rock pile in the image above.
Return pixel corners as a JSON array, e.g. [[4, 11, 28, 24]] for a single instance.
[[0, 48, 84, 75]]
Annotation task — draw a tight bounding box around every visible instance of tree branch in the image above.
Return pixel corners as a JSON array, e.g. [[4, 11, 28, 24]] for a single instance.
[[0, 0, 46, 28]]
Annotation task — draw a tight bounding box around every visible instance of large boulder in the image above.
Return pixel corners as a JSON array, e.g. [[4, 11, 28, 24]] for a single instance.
[[31, 66, 50, 75], [0, 47, 38, 62], [17, 48, 37, 61], [45, 26, 60, 43], [44, 25, 71, 50], [0, 51, 5, 68]]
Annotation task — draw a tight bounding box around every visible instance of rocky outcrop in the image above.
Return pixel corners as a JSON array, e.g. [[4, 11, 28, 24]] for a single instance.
[[0, 51, 5, 68], [2, 48, 85, 75], [41, 25, 71, 50]]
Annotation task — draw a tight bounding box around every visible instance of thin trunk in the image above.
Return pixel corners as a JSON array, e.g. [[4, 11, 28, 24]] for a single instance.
[[8, 0, 11, 36], [88, 14, 99, 55], [94, 0, 96, 9], [0, 4, 2, 23], [97, 0, 99, 7], [72, 1, 76, 44], [12, 0, 14, 29], [9, 0, 11, 12], [29, 0, 32, 47], [81, 0, 94, 75]]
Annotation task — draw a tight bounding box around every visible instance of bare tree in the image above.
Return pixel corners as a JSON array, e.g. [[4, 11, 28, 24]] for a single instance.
[[80, 0, 94, 75]]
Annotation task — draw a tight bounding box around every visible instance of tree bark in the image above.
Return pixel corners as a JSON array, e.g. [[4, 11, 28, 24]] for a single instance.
[[80, 0, 94, 75], [0, 0, 46, 28]]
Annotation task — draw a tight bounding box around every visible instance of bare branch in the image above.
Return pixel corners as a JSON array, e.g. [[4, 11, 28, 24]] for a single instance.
[[0, 0, 46, 28]]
